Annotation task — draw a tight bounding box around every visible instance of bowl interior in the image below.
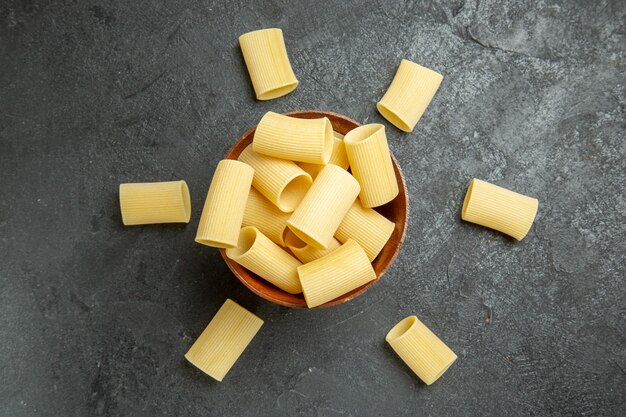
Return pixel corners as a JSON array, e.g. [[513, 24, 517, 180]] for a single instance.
[[220, 110, 409, 308]]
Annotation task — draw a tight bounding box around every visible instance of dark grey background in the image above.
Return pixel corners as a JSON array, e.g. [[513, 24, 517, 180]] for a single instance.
[[1, 0, 624, 416]]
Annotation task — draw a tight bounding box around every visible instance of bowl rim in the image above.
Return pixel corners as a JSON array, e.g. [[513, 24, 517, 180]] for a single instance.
[[219, 110, 409, 308]]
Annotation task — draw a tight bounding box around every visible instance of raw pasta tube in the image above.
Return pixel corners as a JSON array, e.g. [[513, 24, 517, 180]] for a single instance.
[[238, 144, 312, 212], [377, 59, 443, 132], [239, 28, 298, 100], [242, 188, 291, 246], [335, 199, 395, 261], [297, 162, 322, 181], [253, 112, 333, 164], [284, 229, 341, 264], [226, 226, 302, 294], [195, 160, 254, 248], [297, 239, 375, 308], [461, 178, 539, 240], [185, 299, 263, 382], [287, 164, 360, 250], [386, 316, 457, 385], [344, 124, 399, 208], [330, 132, 350, 170], [119, 180, 191, 225], [299, 132, 350, 179]]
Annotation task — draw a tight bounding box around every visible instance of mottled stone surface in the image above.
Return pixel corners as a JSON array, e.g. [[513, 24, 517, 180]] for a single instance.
[[1, 0, 624, 416]]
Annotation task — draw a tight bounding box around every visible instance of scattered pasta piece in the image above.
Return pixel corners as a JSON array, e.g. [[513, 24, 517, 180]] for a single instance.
[[298, 239, 375, 308], [242, 188, 291, 246], [238, 144, 312, 212], [288, 164, 360, 250], [226, 226, 302, 294], [185, 299, 263, 382], [344, 124, 398, 208], [299, 131, 350, 179], [195, 160, 254, 248], [284, 229, 341, 263], [377, 59, 443, 132], [239, 28, 298, 100], [253, 112, 333, 164], [386, 316, 457, 385], [335, 199, 395, 261], [119, 180, 191, 225], [461, 178, 538, 240]]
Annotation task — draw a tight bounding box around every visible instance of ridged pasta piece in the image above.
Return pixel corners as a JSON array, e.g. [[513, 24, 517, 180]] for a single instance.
[[119, 180, 191, 225], [253, 112, 334, 164], [297, 162, 322, 181], [226, 227, 302, 294], [377, 59, 443, 132], [287, 164, 360, 250], [242, 188, 291, 246], [239, 28, 298, 100], [185, 299, 263, 382], [238, 144, 312, 212], [284, 229, 341, 264], [461, 178, 539, 240], [297, 239, 375, 308], [344, 124, 399, 208], [195, 160, 254, 248], [335, 199, 395, 261], [298, 132, 350, 179], [327, 131, 350, 168], [386, 316, 457, 385]]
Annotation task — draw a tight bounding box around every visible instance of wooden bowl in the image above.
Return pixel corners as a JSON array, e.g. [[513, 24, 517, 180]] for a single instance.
[[220, 111, 409, 308]]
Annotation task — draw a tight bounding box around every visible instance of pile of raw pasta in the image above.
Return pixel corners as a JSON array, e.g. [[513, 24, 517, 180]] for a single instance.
[[118, 28, 539, 385], [198, 112, 397, 307]]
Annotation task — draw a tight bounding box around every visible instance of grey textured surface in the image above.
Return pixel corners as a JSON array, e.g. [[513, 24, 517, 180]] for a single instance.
[[1, 0, 625, 416]]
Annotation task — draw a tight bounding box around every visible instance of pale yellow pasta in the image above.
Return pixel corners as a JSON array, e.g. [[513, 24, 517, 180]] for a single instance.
[[297, 162, 322, 180], [297, 239, 375, 308], [238, 144, 312, 212], [377, 59, 443, 132], [327, 131, 350, 168], [386, 316, 457, 385], [284, 229, 341, 264], [119, 180, 191, 225], [239, 28, 298, 100], [287, 164, 360, 250], [253, 112, 333, 164], [335, 199, 395, 261], [344, 124, 399, 208], [185, 299, 263, 382], [195, 160, 254, 248], [461, 178, 539, 240], [298, 132, 350, 179], [242, 188, 291, 246], [226, 227, 302, 294]]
